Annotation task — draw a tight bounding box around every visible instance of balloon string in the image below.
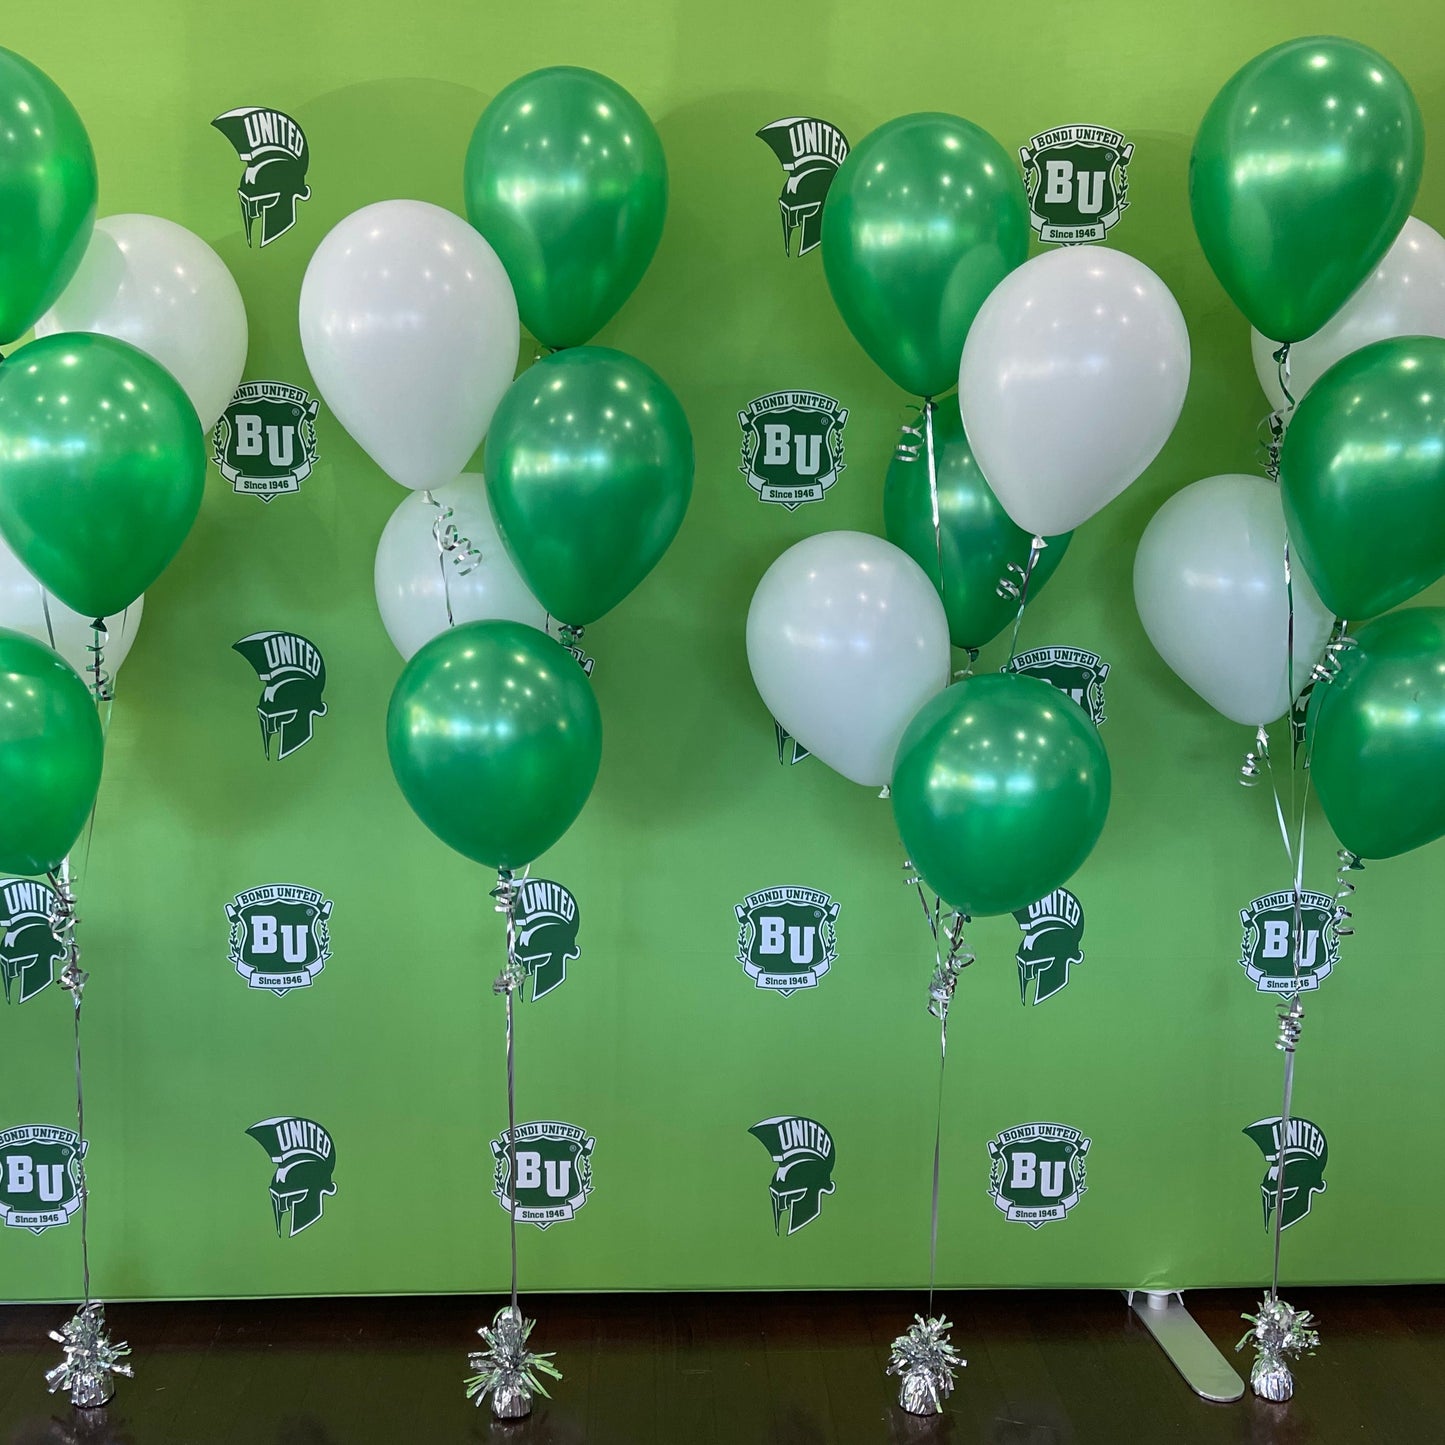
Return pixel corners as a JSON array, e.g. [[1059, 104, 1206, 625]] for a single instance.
[[492, 867, 530, 1316], [423, 490, 482, 630], [922, 398, 945, 624], [1004, 537, 1046, 666], [1263, 342, 1295, 483]]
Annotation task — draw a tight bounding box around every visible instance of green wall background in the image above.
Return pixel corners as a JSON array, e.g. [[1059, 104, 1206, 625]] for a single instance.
[[3, 0, 1444, 1301]]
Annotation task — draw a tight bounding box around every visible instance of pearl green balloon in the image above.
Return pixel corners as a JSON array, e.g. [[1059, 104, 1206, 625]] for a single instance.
[[1190, 36, 1423, 342], [1309, 607, 1445, 860], [0, 627, 104, 876], [822, 113, 1028, 398], [0, 48, 97, 345], [891, 673, 1111, 917], [386, 620, 602, 872], [485, 347, 694, 627], [0, 332, 206, 619], [464, 67, 667, 350], [883, 396, 1071, 650], [1280, 336, 1445, 621]]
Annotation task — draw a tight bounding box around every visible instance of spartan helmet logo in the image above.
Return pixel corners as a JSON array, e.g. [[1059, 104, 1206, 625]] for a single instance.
[[247, 1117, 337, 1237], [0, 878, 64, 1005], [1011, 888, 1085, 1006], [749, 1116, 836, 1235], [233, 632, 328, 760], [1244, 1116, 1329, 1232], [513, 879, 580, 1002], [212, 107, 312, 247], [756, 118, 850, 257]]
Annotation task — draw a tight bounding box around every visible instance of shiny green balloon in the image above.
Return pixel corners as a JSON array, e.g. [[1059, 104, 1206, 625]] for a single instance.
[[1308, 608, 1445, 860], [0, 48, 97, 345], [884, 396, 1071, 650], [464, 67, 667, 350], [822, 113, 1028, 398], [0, 627, 104, 876], [0, 332, 206, 619], [386, 620, 602, 871], [891, 673, 1111, 917], [1190, 36, 1423, 342], [485, 347, 694, 627], [1279, 336, 1445, 621]]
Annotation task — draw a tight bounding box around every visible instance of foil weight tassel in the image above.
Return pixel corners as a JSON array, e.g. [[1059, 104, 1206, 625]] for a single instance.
[[465, 1305, 561, 1420], [888, 1315, 966, 1416], [1237, 1296, 1319, 1402], [45, 1303, 132, 1409]]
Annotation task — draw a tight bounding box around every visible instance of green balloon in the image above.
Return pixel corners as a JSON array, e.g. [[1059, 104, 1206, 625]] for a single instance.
[[884, 396, 1071, 650], [1190, 36, 1423, 342], [822, 113, 1028, 398], [0, 48, 97, 346], [387, 620, 602, 872], [0, 332, 206, 619], [485, 347, 693, 627], [0, 627, 104, 876], [1279, 336, 1445, 621], [891, 673, 1111, 917], [1309, 608, 1445, 860], [464, 67, 667, 350]]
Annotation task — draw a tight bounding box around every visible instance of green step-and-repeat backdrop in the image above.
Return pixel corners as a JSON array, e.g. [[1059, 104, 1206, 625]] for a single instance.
[[3, 0, 1444, 1301]]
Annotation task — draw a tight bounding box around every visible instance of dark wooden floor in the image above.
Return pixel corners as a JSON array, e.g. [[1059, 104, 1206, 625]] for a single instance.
[[1, 1287, 1440, 1443]]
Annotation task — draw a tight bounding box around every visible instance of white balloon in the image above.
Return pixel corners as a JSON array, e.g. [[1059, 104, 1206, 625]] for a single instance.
[[35, 214, 247, 431], [959, 246, 1190, 536], [1133, 474, 1333, 727], [0, 528, 143, 678], [746, 532, 950, 787], [374, 473, 547, 659], [1253, 217, 1445, 409], [299, 201, 519, 491]]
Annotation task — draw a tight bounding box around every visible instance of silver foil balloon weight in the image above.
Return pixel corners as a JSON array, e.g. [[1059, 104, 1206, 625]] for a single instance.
[[45, 1303, 133, 1408], [1236, 1296, 1319, 1402], [465, 1305, 561, 1420], [887, 1314, 965, 1416]]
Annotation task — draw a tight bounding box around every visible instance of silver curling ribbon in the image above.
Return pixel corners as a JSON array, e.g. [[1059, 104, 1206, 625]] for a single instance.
[[1240, 725, 1269, 787], [422, 489, 482, 629], [1003, 536, 1047, 664], [1332, 849, 1364, 938]]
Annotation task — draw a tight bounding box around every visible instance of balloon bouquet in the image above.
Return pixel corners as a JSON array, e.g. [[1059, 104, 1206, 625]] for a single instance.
[[0, 48, 232, 1406], [749, 111, 1189, 1413], [301, 67, 691, 1419], [1134, 37, 1439, 1401]]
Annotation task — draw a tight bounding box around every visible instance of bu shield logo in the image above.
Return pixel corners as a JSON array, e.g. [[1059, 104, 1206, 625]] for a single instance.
[[247, 1117, 337, 1237], [1244, 1116, 1328, 1231], [513, 879, 580, 1002], [988, 1123, 1090, 1227], [739, 392, 847, 509], [1020, 125, 1133, 244], [212, 107, 311, 247], [214, 382, 319, 501], [749, 1115, 836, 1234], [1239, 892, 1340, 994], [736, 886, 839, 996], [0, 1125, 85, 1233], [226, 885, 333, 996], [491, 1121, 594, 1229], [1005, 647, 1110, 725], [756, 117, 850, 257], [1011, 888, 1085, 1005], [1, 878, 63, 1005], [233, 631, 328, 760]]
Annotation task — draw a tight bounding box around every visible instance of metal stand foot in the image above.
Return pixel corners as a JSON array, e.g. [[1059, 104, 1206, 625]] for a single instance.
[[1125, 1290, 1244, 1403]]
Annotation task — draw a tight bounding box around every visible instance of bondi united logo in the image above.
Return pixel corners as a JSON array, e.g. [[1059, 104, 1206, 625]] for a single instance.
[[1011, 888, 1085, 1006], [774, 720, 811, 766], [755, 118, 849, 257], [1239, 892, 1340, 994], [735, 886, 838, 996], [749, 1115, 836, 1235], [513, 878, 580, 1002], [0, 1125, 85, 1234], [212, 107, 311, 247], [1004, 647, 1110, 725], [226, 885, 333, 996], [739, 392, 847, 509], [1, 878, 63, 1006], [247, 1117, 336, 1237], [491, 1121, 594, 1229], [1244, 1115, 1328, 1232], [233, 631, 328, 761], [1020, 125, 1133, 244], [987, 1122, 1090, 1227], [214, 382, 319, 501]]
